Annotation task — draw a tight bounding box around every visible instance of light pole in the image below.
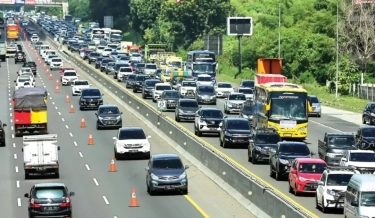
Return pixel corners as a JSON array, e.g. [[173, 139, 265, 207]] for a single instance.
[[335, 0, 339, 99], [278, 1, 281, 58]]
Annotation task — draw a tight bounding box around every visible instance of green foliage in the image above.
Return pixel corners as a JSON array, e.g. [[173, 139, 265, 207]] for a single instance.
[[68, 0, 90, 20], [36, 7, 62, 17]]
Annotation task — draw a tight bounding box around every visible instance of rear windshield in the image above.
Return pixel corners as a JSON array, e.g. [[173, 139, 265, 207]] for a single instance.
[[180, 101, 198, 108], [52, 59, 61, 62], [75, 81, 88, 86], [34, 187, 66, 199], [309, 96, 319, 103], [82, 89, 101, 96], [64, 72, 76, 76]]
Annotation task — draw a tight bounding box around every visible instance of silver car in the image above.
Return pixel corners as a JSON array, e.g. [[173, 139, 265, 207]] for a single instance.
[[308, 95, 322, 117], [224, 93, 247, 114], [143, 64, 158, 75]]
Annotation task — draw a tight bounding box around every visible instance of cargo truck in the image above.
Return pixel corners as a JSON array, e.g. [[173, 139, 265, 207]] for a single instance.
[[64, 14, 72, 22], [254, 58, 285, 85], [13, 87, 48, 137], [22, 134, 60, 179], [156, 52, 176, 69], [144, 44, 169, 62], [166, 56, 183, 71], [6, 23, 19, 40], [126, 45, 141, 55], [120, 41, 132, 52]]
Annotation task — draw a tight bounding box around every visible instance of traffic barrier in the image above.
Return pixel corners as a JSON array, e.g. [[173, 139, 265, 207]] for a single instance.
[[65, 94, 70, 103], [88, 132, 94, 145], [129, 188, 139, 207], [69, 104, 75, 113], [49, 74, 52, 80], [32, 21, 316, 218], [80, 117, 86, 128], [108, 156, 117, 172], [55, 85, 59, 93]]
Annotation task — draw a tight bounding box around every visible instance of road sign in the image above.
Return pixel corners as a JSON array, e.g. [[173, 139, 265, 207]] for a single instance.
[[157, 100, 167, 111], [104, 16, 113, 28], [226, 17, 253, 36]]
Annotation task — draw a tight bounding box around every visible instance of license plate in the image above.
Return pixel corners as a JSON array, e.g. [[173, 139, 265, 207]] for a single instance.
[[90, 103, 95, 106], [169, 104, 176, 107], [43, 206, 58, 211], [209, 128, 216, 130], [165, 185, 175, 190], [235, 106, 239, 108], [284, 134, 292, 137], [186, 117, 194, 120], [36, 168, 46, 171], [128, 150, 138, 153]]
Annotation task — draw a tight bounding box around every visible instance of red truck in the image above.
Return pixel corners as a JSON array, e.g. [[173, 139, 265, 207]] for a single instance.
[[7, 24, 19, 40]]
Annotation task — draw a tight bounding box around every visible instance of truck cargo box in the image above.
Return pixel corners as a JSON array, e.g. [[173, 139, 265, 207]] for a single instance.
[[257, 58, 282, 74], [173, 71, 191, 77], [255, 74, 287, 85]]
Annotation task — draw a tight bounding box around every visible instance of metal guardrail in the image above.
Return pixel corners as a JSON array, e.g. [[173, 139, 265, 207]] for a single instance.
[[30, 20, 318, 218]]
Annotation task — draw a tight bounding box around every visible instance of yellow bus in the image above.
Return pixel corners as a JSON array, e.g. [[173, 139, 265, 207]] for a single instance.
[[252, 82, 311, 140]]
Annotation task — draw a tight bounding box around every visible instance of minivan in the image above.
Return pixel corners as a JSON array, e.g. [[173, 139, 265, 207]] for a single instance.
[[307, 95, 321, 117]]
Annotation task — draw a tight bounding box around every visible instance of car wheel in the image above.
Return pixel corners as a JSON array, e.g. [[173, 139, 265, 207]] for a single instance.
[[114, 149, 120, 160], [321, 197, 328, 213], [293, 183, 298, 196], [182, 188, 188, 195], [96, 123, 101, 130], [315, 196, 319, 209], [152, 98, 156, 103], [251, 153, 257, 164], [142, 94, 146, 99], [196, 126, 201, 137], [79, 107, 83, 111], [289, 182, 293, 193], [269, 164, 275, 177], [147, 184, 150, 193], [133, 89, 137, 93], [275, 167, 281, 181], [363, 117, 366, 124]]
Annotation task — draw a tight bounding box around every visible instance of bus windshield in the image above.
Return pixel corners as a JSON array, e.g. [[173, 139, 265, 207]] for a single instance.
[[269, 92, 307, 120], [193, 64, 214, 73]]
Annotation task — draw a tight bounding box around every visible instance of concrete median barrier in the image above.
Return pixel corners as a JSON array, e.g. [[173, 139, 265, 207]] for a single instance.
[[29, 19, 317, 218]]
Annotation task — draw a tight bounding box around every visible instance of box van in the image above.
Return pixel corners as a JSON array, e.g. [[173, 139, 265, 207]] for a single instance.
[[344, 174, 375, 218]]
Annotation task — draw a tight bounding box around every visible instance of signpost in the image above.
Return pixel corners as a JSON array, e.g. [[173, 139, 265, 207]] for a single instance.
[[157, 100, 167, 111], [103, 16, 113, 28]]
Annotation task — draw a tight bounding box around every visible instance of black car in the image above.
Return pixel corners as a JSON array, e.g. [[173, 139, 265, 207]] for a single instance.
[[70, 43, 80, 52], [35, 41, 43, 50], [248, 128, 280, 164], [219, 118, 251, 148], [82, 50, 92, 60], [239, 80, 255, 89], [132, 74, 151, 93], [239, 101, 253, 123], [194, 108, 225, 136], [355, 126, 375, 151], [79, 88, 104, 110], [24, 183, 75, 218], [0, 120, 7, 146], [100, 58, 112, 72], [135, 63, 145, 73], [94, 57, 104, 68], [269, 141, 314, 180], [196, 85, 216, 105], [15, 51, 26, 63], [175, 99, 200, 122], [95, 105, 122, 130], [105, 62, 115, 74], [362, 102, 375, 125], [159, 90, 180, 110], [125, 74, 137, 88], [22, 61, 37, 76], [142, 79, 160, 99]]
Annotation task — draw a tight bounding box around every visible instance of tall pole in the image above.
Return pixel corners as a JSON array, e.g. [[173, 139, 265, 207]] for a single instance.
[[237, 35, 242, 78], [278, 1, 281, 58], [335, 0, 339, 99]]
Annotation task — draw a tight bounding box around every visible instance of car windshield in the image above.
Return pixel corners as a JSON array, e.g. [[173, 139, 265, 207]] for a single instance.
[[279, 144, 310, 155], [327, 136, 355, 147], [145, 81, 159, 87], [18, 77, 30, 82], [104, 48, 112, 51], [90, 53, 100, 57], [182, 82, 196, 87], [107, 62, 115, 66], [120, 68, 132, 72], [102, 59, 111, 63], [270, 92, 307, 120], [99, 107, 120, 115], [52, 59, 61, 62], [238, 89, 253, 94], [242, 105, 253, 115], [163, 91, 180, 98], [34, 187, 66, 199], [136, 76, 150, 82], [128, 75, 136, 80], [197, 76, 211, 82], [227, 120, 250, 130], [198, 86, 214, 92], [229, 94, 246, 100], [309, 97, 319, 103], [180, 101, 198, 108], [74, 81, 88, 86], [48, 56, 58, 59], [363, 128, 375, 137], [201, 110, 223, 118], [132, 53, 141, 57], [137, 64, 145, 68], [22, 69, 31, 72], [326, 174, 353, 186], [361, 192, 375, 206], [83, 89, 101, 96], [156, 86, 171, 91], [349, 153, 375, 162], [111, 52, 118, 56], [169, 61, 181, 68], [218, 83, 232, 88], [298, 163, 326, 173], [64, 72, 76, 76], [119, 129, 146, 140], [146, 65, 157, 69], [256, 134, 280, 144], [152, 159, 183, 169], [242, 80, 254, 88]]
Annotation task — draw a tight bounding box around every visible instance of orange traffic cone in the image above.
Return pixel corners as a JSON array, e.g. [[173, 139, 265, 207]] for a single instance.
[[69, 104, 75, 113], [55, 85, 60, 93], [56, 80, 59, 86], [109, 156, 117, 172], [129, 188, 139, 207], [49, 74, 53, 80], [46, 69, 49, 75], [38, 59, 41, 65], [80, 117, 86, 128], [65, 94, 70, 103], [88, 132, 94, 145], [43, 64, 47, 69]]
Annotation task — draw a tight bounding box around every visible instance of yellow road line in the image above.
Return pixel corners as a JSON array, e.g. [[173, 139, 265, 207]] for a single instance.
[[64, 48, 319, 218], [184, 195, 210, 218]]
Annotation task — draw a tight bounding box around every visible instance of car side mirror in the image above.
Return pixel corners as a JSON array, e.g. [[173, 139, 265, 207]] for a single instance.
[[145, 167, 149, 171], [318, 181, 324, 186], [14, 80, 16, 82], [219, 123, 223, 127], [69, 192, 75, 196], [341, 157, 347, 162], [24, 193, 29, 198], [112, 137, 117, 140], [120, 112, 123, 115], [184, 165, 189, 170], [3, 124, 7, 127], [58, 146, 60, 150], [310, 151, 315, 155], [249, 139, 254, 143], [351, 201, 358, 207], [147, 135, 151, 139], [95, 113, 97, 116]]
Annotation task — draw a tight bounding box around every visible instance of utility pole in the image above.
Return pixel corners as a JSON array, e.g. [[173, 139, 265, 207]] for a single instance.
[[335, 0, 339, 99], [278, 1, 281, 58]]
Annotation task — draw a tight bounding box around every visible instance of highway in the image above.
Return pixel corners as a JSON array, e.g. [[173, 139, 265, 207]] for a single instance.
[[1, 26, 256, 218], [48, 34, 363, 217]]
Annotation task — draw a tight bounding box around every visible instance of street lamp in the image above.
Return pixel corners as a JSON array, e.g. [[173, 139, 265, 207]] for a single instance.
[[278, 1, 281, 58]]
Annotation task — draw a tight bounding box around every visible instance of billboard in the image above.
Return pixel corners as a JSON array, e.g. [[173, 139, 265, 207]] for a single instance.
[[0, 0, 14, 4], [15, 0, 25, 4], [25, 0, 36, 4]]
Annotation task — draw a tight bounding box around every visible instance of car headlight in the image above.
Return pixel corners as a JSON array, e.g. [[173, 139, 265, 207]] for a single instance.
[[116, 115, 121, 120], [326, 189, 336, 196], [142, 142, 149, 147], [199, 119, 206, 124], [179, 109, 185, 114], [326, 153, 336, 158], [371, 113, 375, 116], [254, 146, 262, 151], [298, 127, 307, 131], [151, 173, 158, 180], [298, 177, 308, 181], [227, 102, 232, 106], [63, 78, 68, 81], [98, 116, 103, 120], [279, 159, 289, 165], [179, 172, 186, 179], [243, 115, 248, 118], [225, 132, 232, 136]]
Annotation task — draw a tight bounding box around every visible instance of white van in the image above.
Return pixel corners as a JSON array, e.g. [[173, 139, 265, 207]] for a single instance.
[[344, 174, 375, 218], [39, 44, 50, 55]]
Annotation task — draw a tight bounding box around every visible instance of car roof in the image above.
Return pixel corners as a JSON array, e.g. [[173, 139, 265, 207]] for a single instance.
[[34, 183, 66, 188], [152, 153, 180, 160], [99, 104, 118, 109], [179, 98, 197, 102], [225, 117, 248, 121], [198, 84, 214, 87], [119, 127, 143, 132], [145, 79, 160, 82], [229, 92, 244, 95], [295, 158, 326, 164], [82, 87, 99, 91], [200, 108, 222, 111], [156, 83, 170, 86], [279, 141, 306, 146]]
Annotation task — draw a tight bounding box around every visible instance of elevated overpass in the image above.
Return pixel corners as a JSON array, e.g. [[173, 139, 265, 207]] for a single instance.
[[0, 0, 69, 16]]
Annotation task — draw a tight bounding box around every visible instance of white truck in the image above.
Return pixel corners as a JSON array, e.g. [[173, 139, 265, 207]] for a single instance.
[[6, 42, 17, 58], [22, 134, 60, 179]]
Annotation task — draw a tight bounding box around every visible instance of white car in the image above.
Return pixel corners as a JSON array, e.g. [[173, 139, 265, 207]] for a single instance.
[[152, 83, 172, 102], [18, 72, 35, 85], [46, 55, 58, 65], [15, 76, 34, 90], [113, 127, 151, 160], [196, 74, 214, 85], [71, 80, 90, 96], [179, 80, 197, 98], [61, 70, 78, 86], [237, 87, 254, 100], [50, 57, 63, 70], [18, 67, 33, 76], [340, 150, 375, 171], [42, 50, 56, 60], [224, 93, 247, 114], [39, 45, 50, 56], [101, 48, 113, 57], [215, 82, 234, 98], [30, 35, 39, 43], [316, 167, 356, 212], [96, 46, 105, 54], [117, 67, 133, 82], [130, 53, 142, 62]]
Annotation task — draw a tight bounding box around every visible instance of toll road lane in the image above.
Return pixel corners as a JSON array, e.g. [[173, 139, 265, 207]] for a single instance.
[[20, 33, 255, 217], [7, 51, 122, 218], [55, 42, 360, 217]]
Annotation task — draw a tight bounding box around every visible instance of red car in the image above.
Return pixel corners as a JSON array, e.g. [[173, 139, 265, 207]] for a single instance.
[[288, 158, 327, 196]]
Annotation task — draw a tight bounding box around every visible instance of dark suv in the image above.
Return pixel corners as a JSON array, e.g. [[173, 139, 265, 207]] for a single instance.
[[175, 99, 200, 122], [95, 104, 122, 130], [15, 51, 26, 63], [0, 120, 7, 146], [94, 57, 104, 69], [355, 126, 375, 150], [248, 128, 280, 164], [219, 118, 251, 148], [24, 183, 75, 218], [132, 74, 151, 93], [142, 79, 160, 99], [362, 102, 375, 125], [22, 61, 37, 76], [88, 52, 100, 64], [79, 88, 104, 110]]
